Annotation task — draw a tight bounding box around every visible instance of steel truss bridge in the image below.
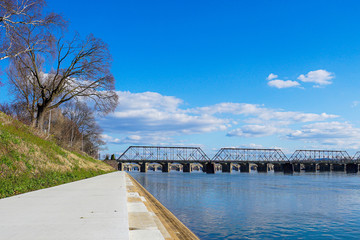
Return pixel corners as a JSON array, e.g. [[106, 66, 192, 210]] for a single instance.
[[290, 150, 352, 163], [117, 146, 360, 174], [212, 148, 288, 162], [118, 146, 209, 162]]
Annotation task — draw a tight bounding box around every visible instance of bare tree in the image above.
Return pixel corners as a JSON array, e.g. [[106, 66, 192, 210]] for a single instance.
[[59, 101, 105, 156], [0, 101, 32, 124], [8, 33, 118, 129], [62, 101, 92, 148], [0, 0, 64, 61], [0, 102, 13, 116]]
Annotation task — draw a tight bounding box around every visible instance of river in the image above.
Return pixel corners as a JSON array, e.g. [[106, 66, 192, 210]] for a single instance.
[[130, 171, 360, 239]]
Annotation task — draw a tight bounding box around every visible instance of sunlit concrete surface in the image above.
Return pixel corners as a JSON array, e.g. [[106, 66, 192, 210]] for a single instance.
[[0, 172, 129, 240], [125, 176, 166, 240]]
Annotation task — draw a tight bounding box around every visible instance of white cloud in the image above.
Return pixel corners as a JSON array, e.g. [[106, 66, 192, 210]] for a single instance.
[[297, 69, 334, 87], [240, 143, 264, 148], [227, 125, 289, 137], [287, 121, 360, 149], [266, 73, 278, 80], [102, 133, 172, 145], [287, 122, 358, 140], [116, 91, 182, 112], [268, 79, 301, 89], [99, 91, 344, 149], [100, 91, 229, 135], [191, 102, 337, 124], [101, 134, 121, 143]]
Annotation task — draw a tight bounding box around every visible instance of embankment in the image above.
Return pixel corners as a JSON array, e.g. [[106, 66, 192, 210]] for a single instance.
[[0, 111, 114, 199], [126, 173, 199, 240]]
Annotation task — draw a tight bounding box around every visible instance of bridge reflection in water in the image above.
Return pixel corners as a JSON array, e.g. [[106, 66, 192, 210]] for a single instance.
[[117, 146, 360, 174]]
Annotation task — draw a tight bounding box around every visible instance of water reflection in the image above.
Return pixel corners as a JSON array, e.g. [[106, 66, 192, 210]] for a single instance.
[[130, 172, 360, 239]]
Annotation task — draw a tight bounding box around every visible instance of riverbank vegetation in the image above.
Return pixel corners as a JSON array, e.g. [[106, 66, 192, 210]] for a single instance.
[[0, 111, 114, 199]]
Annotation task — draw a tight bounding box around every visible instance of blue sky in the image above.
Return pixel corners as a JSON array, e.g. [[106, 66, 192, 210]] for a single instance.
[[3, 0, 360, 157]]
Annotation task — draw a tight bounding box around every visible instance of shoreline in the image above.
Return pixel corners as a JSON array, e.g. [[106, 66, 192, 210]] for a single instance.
[[126, 172, 199, 240]]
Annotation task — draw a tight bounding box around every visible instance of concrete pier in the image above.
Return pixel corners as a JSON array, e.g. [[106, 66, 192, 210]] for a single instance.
[[140, 162, 148, 172], [273, 163, 284, 172], [333, 164, 346, 172], [319, 163, 331, 172], [221, 163, 233, 173], [183, 163, 192, 173], [118, 162, 124, 171], [205, 162, 216, 174], [283, 163, 294, 174], [293, 163, 301, 172], [257, 163, 268, 173], [240, 163, 251, 173], [161, 162, 171, 172], [304, 163, 317, 172], [346, 163, 359, 173]]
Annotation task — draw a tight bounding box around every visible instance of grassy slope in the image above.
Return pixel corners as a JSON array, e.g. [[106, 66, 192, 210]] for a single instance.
[[0, 111, 114, 199]]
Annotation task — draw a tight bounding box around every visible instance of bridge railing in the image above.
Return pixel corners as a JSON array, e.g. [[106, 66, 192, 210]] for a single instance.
[[118, 146, 210, 162], [211, 148, 288, 162]]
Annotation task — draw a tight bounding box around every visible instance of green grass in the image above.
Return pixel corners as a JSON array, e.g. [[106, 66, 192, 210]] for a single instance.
[[0, 112, 114, 199], [0, 168, 108, 198]]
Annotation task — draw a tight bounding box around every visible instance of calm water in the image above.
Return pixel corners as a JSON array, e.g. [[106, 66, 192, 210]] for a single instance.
[[130, 171, 360, 239]]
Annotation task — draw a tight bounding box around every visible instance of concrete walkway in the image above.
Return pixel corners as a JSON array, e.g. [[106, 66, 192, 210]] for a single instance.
[[0, 172, 129, 240]]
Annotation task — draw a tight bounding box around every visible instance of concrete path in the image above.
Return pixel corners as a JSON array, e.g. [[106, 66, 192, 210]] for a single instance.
[[0, 172, 129, 240]]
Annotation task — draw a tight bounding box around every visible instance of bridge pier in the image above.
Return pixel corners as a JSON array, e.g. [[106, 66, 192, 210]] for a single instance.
[[304, 163, 317, 172], [240, 163, 250, 173], [161, 162, 171, 172], [332, 164, 345, 172], [140, 163, 148, 173], [257, 163, 268, 173], [319, 163, 331, 172], [204, 162, 216, 174], [183, 163, 192, 173], [346, 163, 358, 173], [283, 163, 294, 174], [273, 163, 284, 172], [221, 163, 233, 173], [118, 162, 124, 171], [293, 163, 301, 172], [201, 164, 206, 172]]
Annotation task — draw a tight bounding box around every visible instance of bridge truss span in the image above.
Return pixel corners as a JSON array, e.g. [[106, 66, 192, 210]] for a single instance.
[[290, 150, 352, 163], [212, 148, 288, 162], [118, 146, 210, 162], [352, 152, 360, 162]]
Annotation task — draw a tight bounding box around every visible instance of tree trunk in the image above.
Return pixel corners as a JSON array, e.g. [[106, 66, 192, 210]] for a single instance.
[[35, 105, 46, 129], [70, 126, 74, 147]]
